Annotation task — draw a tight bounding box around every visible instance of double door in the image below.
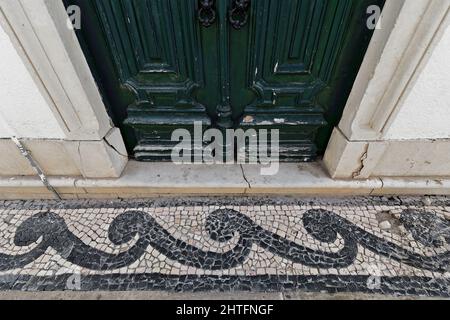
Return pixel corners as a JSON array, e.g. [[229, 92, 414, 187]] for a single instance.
[[68, 0, 383, 161]]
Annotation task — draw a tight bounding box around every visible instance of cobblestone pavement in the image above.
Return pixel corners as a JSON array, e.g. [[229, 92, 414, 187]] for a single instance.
[[0, 196, 449, 298]]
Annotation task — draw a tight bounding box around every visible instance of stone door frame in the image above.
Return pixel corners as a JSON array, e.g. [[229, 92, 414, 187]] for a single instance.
[[0, 0, 449, 179]]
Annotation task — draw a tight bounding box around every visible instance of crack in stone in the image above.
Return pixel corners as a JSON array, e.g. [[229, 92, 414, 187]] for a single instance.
[[76, 141, 87, 178], [103, 137, 128, 158], [240, 164, 251, 190], [352, 144, 369, 179]]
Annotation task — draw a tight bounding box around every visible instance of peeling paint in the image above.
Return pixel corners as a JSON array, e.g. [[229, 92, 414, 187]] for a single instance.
[[258, 121, 274, 125], [242, 115, 254, 123]]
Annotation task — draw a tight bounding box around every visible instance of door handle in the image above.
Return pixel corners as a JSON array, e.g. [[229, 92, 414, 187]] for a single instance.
[[229, 0, 251, 30], [198, 0, 217, 27]]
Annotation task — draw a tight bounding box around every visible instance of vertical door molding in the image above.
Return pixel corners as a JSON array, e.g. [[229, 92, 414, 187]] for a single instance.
[[338, 0, 450, 141], [0, 0, 128, 179], [324, 0, 450, 179], [0, 0, 113, 141]]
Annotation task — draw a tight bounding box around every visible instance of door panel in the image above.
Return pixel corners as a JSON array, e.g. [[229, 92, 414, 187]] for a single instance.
[[234, 0, 376, 161], [83, 0, 217, 160]]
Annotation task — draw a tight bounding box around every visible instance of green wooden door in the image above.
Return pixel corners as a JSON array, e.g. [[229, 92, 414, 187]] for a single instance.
[[67, 0, 383, 161]]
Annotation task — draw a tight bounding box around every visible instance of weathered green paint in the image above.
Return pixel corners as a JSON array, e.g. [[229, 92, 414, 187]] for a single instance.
[[66, 0, 384, 161]]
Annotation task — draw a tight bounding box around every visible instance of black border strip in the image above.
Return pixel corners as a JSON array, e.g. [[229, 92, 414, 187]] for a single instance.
[[0, 196, 445, 210], [1, 274, 449, 297]]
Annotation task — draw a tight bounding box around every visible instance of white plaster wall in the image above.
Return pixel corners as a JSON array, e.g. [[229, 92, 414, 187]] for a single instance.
[[0, 24, 64, 139], [385, 24, 450, 140]]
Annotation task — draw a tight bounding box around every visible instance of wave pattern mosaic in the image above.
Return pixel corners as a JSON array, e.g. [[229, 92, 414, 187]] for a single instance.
[[0, 198, 449, 296]]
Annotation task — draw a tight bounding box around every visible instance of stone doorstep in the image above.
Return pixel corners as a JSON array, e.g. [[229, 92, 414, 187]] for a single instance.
[[0, 160, 450, 199]]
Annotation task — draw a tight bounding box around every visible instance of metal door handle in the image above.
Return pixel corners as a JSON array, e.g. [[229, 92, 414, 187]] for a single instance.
[[198, 0, 216, 27], [229, 0, 251, 29]]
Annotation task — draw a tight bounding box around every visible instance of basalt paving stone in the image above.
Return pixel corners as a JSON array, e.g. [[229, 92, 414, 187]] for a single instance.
[[0, 197, 449, 297]]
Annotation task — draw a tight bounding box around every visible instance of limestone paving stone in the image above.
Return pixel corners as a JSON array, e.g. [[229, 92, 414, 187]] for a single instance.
[[0, 197, 449, 296]]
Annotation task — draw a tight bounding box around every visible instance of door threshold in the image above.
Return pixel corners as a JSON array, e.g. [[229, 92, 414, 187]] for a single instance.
[[1, 160, 450, 199]]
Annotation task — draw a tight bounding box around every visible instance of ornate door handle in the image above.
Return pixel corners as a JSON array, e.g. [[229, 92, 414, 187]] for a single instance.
[[229, 0, 251, 30], [198, 0, 217, 27]]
